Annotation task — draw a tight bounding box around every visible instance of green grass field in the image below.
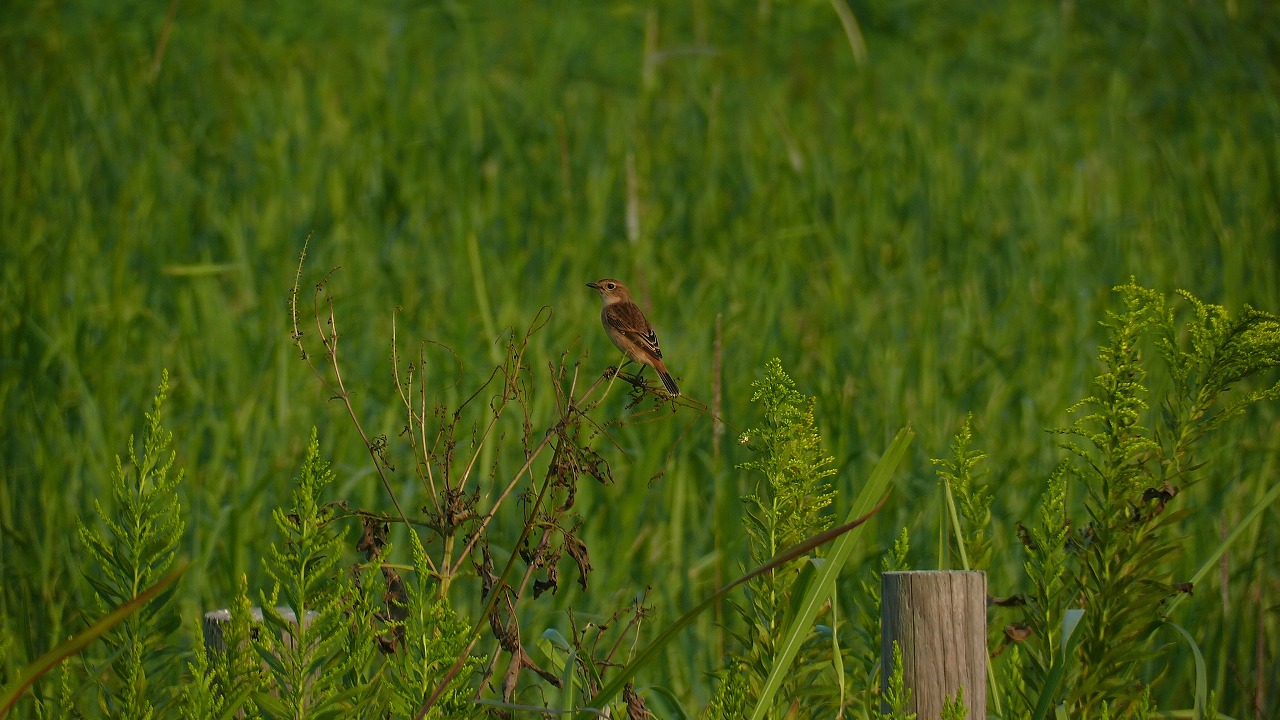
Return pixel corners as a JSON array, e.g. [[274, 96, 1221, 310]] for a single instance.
[[2, 0, 1278, 717]]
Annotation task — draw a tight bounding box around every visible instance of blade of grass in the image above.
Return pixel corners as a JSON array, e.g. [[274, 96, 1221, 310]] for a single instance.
[[1032, 607, 1085, 720], [830, 582, 846, 716], [1164, 621, 1207, 720], [1167, 478, 1280, 615]]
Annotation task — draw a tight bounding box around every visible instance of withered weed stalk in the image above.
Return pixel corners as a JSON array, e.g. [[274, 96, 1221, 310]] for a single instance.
[[285, 242, 706, 716]]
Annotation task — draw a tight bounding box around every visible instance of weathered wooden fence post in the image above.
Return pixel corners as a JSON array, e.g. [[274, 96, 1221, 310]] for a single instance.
[[881, 570, 987, 719], [199, 607, 320, 718], [202, 606, 317, 653]]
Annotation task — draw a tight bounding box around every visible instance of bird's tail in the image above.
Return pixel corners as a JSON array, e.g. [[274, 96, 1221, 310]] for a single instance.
[[658, 370, 680, 396]]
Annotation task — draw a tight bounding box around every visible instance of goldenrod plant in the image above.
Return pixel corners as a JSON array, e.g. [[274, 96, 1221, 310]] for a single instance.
[[734, 359, 838, 713], [934, 414, 992, 571], [1012, 281, 1280, 718], [879, 642, 916, 720], [77, 372, 185, 719]]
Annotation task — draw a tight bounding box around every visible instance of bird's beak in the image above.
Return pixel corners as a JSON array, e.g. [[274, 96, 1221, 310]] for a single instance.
[[586, 282, 599, 290]]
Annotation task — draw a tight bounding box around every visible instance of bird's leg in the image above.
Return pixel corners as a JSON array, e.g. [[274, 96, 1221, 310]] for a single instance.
[[603, 358, 630, 381], [615, 358, 649, 395]]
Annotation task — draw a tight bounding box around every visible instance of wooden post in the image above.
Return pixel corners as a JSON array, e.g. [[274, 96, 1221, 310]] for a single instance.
[[881, 571, 987, 719], [200, 607, 318, 718], [202, 606, 316, 654]]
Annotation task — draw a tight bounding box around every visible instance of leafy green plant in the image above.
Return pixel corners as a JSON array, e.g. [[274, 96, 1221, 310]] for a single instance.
[[849, 528, 910, 719], [386, 532, 482, 719], [705, 661, 749, 719], [880, 642, 915, 720], [1013, 281, 1280, 718], [933, 414, 992, 571], [574, 443, 904, 719], [253, 427, 376, 719], [940, 687, 967, 720], [693, 360, 912, 720], [0, 566, 186, 718], [180, 575, 264, 720], [33, 664, 74, 720], [733, 358, 838, 714], [1011, 461, 1071, 717], [179, 616, 219, 720], [76, 371, 186, 718], [172, 422, 486, 720]]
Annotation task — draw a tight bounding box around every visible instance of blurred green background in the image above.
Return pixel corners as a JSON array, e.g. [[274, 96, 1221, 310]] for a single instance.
[[1, 0, 1277, 715]]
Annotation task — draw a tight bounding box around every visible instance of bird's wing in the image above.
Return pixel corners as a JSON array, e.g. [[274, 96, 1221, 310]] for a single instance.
[[605, 302, 664, 358]]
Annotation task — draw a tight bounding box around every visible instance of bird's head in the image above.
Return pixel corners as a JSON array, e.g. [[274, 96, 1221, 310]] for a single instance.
[[586, 278, 631, 305]]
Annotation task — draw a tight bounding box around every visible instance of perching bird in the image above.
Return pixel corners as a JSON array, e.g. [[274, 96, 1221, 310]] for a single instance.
[[586, 278, 680, 396]]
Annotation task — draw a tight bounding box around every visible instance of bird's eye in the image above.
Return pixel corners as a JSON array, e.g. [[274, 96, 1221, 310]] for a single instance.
[[607, 283, 616, 290]]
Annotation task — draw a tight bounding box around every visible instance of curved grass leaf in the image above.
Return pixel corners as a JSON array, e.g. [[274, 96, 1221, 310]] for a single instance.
[[1166, 479, 1280, 615], [644, 685, 692, 720], [1031, 607, 1085, 720], [1164, 621, 1207, 720]]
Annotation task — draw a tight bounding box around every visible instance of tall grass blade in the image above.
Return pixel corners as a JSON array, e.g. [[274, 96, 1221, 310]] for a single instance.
[[1167, 479, 1280, 615], [1032, 607, 1086, 720], [1165, 621, 1207, 720]]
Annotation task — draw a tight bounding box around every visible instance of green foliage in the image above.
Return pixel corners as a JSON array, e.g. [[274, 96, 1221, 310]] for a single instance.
[[577, 426, 909, 720], [339, 555, 388, 717], [1013, 461, 1070, 711], [940, 686, 967, 720], [998, 644, 1029, 720], [2, 1, 1280, 717], [32, 664, 74, 720], [386, 532, 482, 719], [933, 414, 992, 570], [0, 623, 13, 709], [1159, 291, 1280, 447], [1014, 282, 1280, 718], [164, 383, 486, 718], [178, 615, 220, 720], [76, 370, 185, 718], [743, 428, 913, 720], [255, 427, 364, 719], [740, 358, 838, 555], [704, 662, 749, 720], [733, 358, 838, 714], [0, 625, 9, 677], [1133, 686, 1155, 720], [879, 642, 915, 720], [172, 423, 484, 720], [850, 528, 910, 717], [1, 564, 188, 718], [178, 575, 269, 720]]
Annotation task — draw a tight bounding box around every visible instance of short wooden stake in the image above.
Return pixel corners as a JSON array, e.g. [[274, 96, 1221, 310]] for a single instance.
[[881, 570, 987, 719], [202, 606, 317, 654], [199, 607, 318, 718]]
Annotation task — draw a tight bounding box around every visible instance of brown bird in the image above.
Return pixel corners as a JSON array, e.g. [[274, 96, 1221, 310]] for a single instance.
[[586, 278, 680, 396]]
